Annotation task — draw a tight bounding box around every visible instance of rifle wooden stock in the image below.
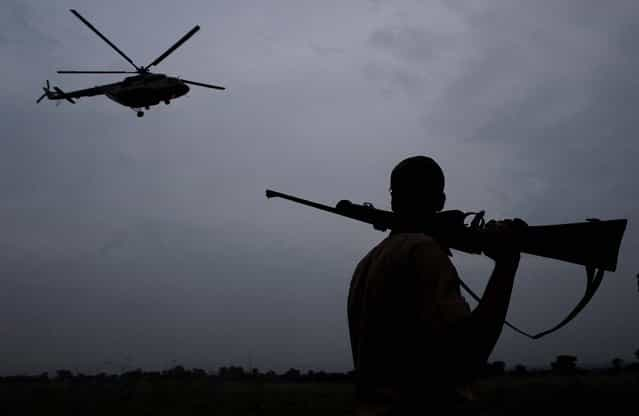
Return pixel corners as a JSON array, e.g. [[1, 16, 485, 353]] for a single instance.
[[519, 220, 627, 272], [266, 189, 627, 272]]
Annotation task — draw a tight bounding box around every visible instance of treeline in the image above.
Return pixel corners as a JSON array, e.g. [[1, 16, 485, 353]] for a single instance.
[[0, 366, 354, 384], [482, 350, 639, 377], [3, 349, 639, 383]]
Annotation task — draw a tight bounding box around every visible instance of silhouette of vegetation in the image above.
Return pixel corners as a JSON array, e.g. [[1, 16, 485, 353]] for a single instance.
[[513, 364, 528, 376], [551, 355, 579, 375], [482, 361, 507, 377], [56, 369, 73, 381], [611, 358, 624, 373], [1, 358, 639, 415], [625, 348, 639, 372]]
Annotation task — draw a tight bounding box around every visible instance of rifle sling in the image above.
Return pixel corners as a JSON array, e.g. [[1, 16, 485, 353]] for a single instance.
[[456, 266, 605, 339]]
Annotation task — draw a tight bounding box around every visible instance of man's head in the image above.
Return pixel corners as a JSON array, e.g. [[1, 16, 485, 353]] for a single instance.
[[390, 156, 446, 217]]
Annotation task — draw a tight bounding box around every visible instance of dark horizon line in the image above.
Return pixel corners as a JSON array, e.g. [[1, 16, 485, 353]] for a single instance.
[[3, 359, 638, 379]]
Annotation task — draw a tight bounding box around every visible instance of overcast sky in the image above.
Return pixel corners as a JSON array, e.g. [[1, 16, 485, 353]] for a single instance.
[[1, 0, 638, 375]]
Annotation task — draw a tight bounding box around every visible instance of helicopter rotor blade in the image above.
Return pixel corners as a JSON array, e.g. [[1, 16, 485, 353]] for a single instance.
[[69, 9, 139, 71], [36, 93, 46, 103], [57, 70, 138, 74], [182, 79, 226, 90], [145, 26, 200, 70]]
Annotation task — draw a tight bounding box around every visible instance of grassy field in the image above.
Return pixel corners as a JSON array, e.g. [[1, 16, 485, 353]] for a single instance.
[[471, 372, 638, 414], [1, 372, 637, 415]]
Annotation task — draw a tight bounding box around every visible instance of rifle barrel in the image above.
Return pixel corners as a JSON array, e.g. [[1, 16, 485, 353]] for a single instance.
[[266, 189, 343, 216]]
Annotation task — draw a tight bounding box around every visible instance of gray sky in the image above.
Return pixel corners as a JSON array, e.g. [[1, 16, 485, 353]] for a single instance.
[[1, 0, 638, 375]]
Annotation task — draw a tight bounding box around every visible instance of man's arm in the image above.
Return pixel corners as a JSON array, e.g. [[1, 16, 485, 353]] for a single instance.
[[414, 220, 523, 375], [461, 254, 519, 366], [450, 219, 524, 373]]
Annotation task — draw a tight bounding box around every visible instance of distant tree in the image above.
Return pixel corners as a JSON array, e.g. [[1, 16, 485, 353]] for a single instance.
[[513, 364, 528, 376], [551, 355, 577, 375], [145, 371, 162, 380], [492, 361, 506, 375], [164, 365, 186, 378], [122, 369, 143, 380], [283, 368, 301, 381], [227, 366, 245, 379], [56, 370, 73, 381], [612, 358, 624, 371], [482, 361, 506, 376]]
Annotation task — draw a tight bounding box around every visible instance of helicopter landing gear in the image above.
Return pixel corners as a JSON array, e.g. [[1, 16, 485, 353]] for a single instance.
[[137, 111, 144, 118]]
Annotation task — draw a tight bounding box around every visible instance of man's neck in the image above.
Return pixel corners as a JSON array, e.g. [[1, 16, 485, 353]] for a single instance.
[[390, 213, 453, 256], [390, 214, 436, 235]]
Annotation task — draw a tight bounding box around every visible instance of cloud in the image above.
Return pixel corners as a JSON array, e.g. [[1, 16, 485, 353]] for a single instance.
[[0, 1, 57, 48], [369, 26, 448, 63]]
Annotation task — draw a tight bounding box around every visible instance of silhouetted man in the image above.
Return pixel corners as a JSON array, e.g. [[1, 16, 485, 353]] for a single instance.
[[348, 156, 524, 415]]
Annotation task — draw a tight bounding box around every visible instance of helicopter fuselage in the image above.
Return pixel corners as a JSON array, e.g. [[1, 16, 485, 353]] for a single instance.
[[106, 74, 189, 109]]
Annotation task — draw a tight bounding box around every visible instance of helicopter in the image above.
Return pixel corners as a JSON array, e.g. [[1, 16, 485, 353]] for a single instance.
[[37, 9, 225, 117]]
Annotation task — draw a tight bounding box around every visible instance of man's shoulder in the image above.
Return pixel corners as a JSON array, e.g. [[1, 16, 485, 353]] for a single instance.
[[387, 232, 438, 244], [382, 232, 446, 254], [355, 233, 446, 267]]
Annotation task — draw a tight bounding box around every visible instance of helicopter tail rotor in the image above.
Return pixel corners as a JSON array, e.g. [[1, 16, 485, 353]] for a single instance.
[[36, 80, 51, 103], [36, 80, 76, 104]]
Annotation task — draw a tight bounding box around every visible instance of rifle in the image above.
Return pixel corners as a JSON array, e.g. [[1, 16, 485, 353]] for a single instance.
[[265, 189, 628, 339]]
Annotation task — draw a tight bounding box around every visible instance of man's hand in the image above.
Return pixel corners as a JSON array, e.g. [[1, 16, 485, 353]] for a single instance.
[[483, 218, 528, 264]]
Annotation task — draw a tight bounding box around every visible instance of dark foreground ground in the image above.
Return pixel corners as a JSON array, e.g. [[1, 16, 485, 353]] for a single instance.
[[1, 372, 638, 415]]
